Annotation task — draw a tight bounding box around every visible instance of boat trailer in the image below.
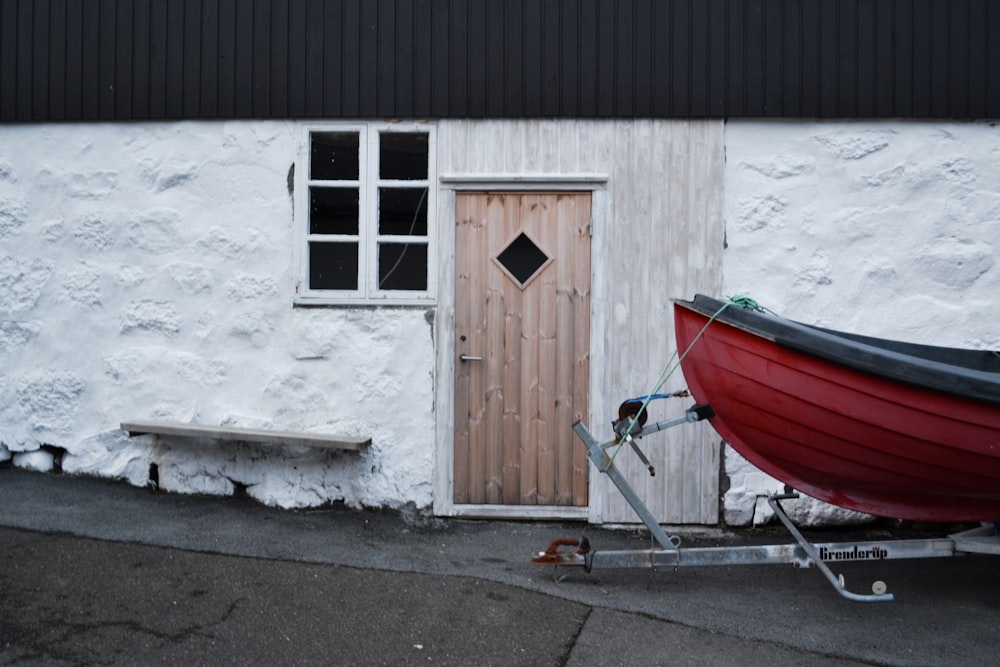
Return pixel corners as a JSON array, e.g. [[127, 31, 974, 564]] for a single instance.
[[532, 404, 1000, 602]]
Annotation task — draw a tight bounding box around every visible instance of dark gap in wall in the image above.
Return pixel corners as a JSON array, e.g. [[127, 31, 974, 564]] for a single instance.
[[230, 478, 249, 499], [40, 444, 67, 473]]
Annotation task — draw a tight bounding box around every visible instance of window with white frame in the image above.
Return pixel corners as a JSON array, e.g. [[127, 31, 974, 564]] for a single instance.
[[295, 123, 435, 304]]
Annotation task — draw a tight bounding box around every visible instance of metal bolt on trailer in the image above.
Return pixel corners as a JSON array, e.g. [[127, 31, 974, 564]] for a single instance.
[[532, 404, 1000, 602]]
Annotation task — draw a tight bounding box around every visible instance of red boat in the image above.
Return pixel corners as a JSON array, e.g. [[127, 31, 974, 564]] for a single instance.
[[673, 295, 1000, 522]]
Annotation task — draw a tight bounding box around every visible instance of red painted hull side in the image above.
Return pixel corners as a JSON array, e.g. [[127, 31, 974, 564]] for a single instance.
[[674, 304, 1000, 522]]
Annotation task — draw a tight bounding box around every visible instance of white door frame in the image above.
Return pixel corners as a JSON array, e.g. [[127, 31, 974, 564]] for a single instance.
[[433, 174, 609, 519]]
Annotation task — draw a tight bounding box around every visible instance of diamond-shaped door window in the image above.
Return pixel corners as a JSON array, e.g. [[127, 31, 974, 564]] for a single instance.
[[494, 232, 552, 288]]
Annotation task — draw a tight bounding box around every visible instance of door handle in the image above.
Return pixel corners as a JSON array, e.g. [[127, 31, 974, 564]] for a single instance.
[[459, 354, 483, 362]]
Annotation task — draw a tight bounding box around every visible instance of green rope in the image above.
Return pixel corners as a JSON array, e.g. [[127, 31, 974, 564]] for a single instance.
[[726, 294, 776, 315], [604, 294, 770, 469]]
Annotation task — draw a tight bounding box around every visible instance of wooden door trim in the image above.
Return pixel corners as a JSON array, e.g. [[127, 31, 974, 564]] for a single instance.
[[433, 181, 607, 519], [439, 173, 609, 191], [449, 504, 588, 520]]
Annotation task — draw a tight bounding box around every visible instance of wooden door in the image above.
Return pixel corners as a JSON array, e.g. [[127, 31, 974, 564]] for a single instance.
[[454, 192, 591, 506]]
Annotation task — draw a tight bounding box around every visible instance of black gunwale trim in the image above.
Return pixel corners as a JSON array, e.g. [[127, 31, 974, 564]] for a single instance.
[[675, 294, 1000, 406]]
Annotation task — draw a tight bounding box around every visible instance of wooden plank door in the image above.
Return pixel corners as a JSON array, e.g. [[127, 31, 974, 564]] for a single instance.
[[454, 192, 591, 506]]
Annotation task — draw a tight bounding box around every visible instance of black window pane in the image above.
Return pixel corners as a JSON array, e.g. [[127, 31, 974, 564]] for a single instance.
[[378, 187, 428, 236], [310, 187, 359, 234], [311, 132, 359, 180], [496, 233, 550, 286], [310, 241, 358, 290], [380, 133, 428, 180], [378, 243, 428, 291]]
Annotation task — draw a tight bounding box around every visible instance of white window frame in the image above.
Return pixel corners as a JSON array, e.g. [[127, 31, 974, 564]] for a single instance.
[[293, 121, 436, 306]]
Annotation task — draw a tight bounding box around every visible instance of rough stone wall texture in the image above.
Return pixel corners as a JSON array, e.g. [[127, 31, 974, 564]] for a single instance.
[[0, 123, 435, 510], [3, 119, 996, 524], [722, 120, 1000, 525]]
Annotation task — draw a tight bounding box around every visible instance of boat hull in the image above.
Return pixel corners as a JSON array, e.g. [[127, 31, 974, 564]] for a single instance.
[[674, 296, 1000, 522]]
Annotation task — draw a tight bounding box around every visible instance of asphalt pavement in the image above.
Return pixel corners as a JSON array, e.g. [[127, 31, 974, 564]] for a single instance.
[[1, 466, 998, 666]]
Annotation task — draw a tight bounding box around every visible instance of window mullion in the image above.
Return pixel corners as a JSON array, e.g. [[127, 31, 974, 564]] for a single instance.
[[365, 128, 380, 297]]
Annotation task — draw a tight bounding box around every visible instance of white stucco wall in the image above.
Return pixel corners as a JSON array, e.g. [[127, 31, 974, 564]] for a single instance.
[[3, 118, 997, 525], [722, 120, 1000, 525], [0, 122, 435, 510]]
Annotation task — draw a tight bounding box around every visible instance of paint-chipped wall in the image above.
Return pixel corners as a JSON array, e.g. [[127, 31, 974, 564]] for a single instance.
[[0, 122, 435, 510], [722, 120, 1000, 526]]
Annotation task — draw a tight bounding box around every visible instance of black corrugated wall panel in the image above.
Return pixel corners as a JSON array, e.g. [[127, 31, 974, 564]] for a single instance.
[[2, 0, 998, 122]]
